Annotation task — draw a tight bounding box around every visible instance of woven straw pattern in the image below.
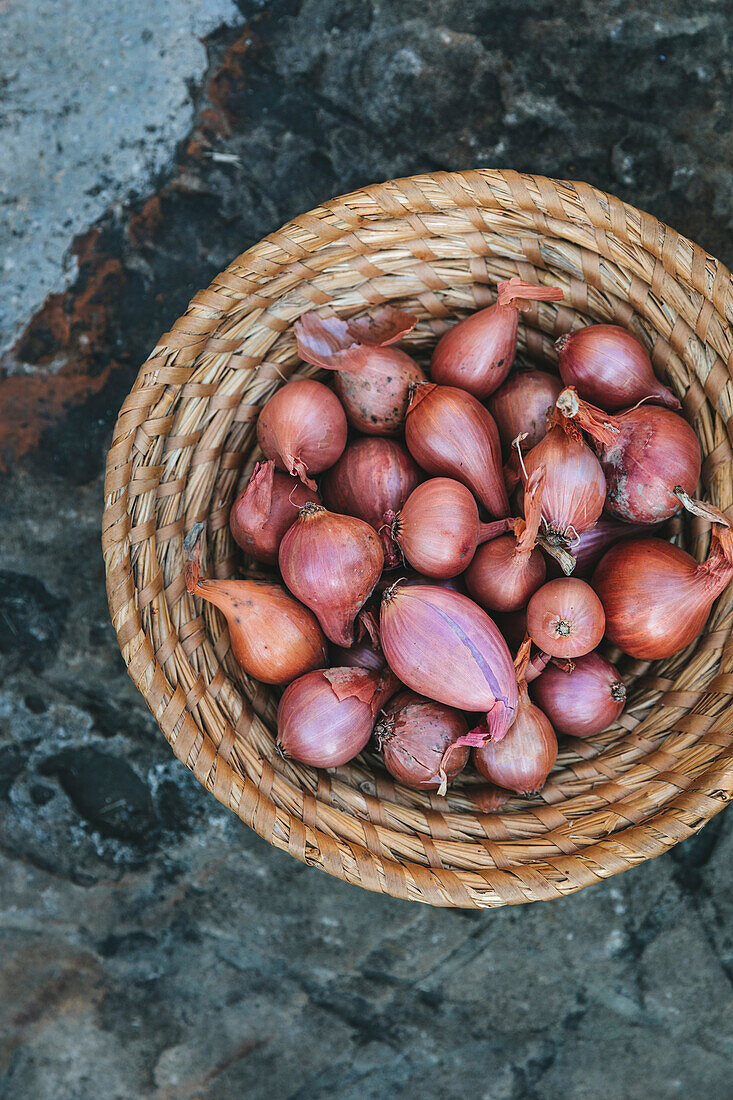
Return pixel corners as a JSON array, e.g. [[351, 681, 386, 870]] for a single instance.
[[102, 170, 733, 908]]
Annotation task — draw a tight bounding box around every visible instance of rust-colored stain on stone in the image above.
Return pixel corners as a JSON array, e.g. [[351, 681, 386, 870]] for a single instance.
[[0, 229, 125, 469]]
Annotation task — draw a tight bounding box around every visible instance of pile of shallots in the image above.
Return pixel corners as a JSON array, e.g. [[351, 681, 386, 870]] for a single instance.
[[184, 278, 733, 802]]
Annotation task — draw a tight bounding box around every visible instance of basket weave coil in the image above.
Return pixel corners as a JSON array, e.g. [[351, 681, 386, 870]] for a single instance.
[[102, 170, 733, 908]]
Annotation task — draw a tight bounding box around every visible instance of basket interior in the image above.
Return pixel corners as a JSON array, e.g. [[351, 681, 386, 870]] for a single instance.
[[104, 170, 733, 907]]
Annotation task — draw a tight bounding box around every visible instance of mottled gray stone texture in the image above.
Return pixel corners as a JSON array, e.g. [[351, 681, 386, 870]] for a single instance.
[[1, 1, 733, 1097]]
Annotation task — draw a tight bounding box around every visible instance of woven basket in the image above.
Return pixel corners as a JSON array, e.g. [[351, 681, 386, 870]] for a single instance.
[[102, 170, 733, 909]]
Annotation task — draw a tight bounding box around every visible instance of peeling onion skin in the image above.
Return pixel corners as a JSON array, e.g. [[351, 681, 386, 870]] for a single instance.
[[295, 309, 425, 436], [279, 503, 384, 647], [405, 382, 509, 518], [557, 324, 680, 412], [376, 691, 469, 790], [256, 379, 348, 488], [531, 652, 626, 738], [592, 535, 733, 660], [526, 578, 605, 659], [488, 368, 563, 454], [523, 425, 606, 538], [229, 461, 320, 566], [277, 667, 399, 768], [380, 584, 518, 740], [321, 437, 422, 538]]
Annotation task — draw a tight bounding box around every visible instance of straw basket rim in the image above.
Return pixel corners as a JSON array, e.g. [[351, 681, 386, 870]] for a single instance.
[[102, 169, 733, 908]]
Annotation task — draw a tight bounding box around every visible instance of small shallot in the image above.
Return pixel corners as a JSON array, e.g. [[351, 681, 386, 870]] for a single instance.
[[430, 278, 564, 398], [295, 308, 425, 435], [321, 437, 421, 567], [375, 690, 469, 793], [531, 652, 626, 738], [488, 367, 564, 453], [405, 382, 509, 517], [230, 460, 319, 565], [592, 488, 733, 659], [184, 527, 326, 684], [556, 324, 679, 412], [390, 478, 511, 579], [526, 577, 605, 658], [380, 583, 518, 741], [279, 503, 383, 646], [257, 378, 347, 488], [556, 387, 701, 524], [277, 667, 398, 768], [474, 639, 558, 796], [465, 466, 547, 611]]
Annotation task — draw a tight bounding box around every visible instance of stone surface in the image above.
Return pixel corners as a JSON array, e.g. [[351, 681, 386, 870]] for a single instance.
[[2, 1, 733, 1097]]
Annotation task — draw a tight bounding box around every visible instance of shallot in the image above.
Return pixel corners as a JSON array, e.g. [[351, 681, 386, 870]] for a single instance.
[[321, 437, 421, 567], [229, 460, 319, 565], [184, 526, 326, 684], [375, 691, 469, 793], [430, 278, 564, 398], [257, 378, 347, 489], [531, 651, 626, 737], [474, 639, 557, 796], [380, 583, 518, 741], [556, 387, 701, 524], [556, 324, 679, 412], [526, 577, 605, 658], [389, 478, 511, 579], [405, 382, 509, 517], [277, 666, 398, 767], [592, 489, 733, 659], [295, 308, 424, 435], [488, 367, 563, 453], [279, 503, 383, 646], [465, 466, 547, 611]]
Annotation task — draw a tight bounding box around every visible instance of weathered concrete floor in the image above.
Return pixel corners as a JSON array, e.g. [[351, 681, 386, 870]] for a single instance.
[[2, 2, 733, 1097]]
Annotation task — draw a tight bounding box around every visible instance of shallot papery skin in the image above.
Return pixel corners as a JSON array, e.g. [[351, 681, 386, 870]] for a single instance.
[[557, 324, 680, 412], [405, 382, 509, 518], [430, 278, 564, 399], [277, 667, 399, 768], [380, 584, 518, 741], [522, 415, 606, 542], [376, 690, 469, 791], [473, 640, 557, 796], [465, 466, 547, 612], [526, 577, 605, 658], [488, 368, 564, 454], [230, 461, 320, 565], [531, 651, 626, 738], [392, 478, 509, 579], [256, 378, 347, 488], [321, 437, 421, 563], [279, 503, 383, 646], [592, 530, 733, 659], [295, 308, 425, 436], [185, 546, 327, 685], [556, 388, 701, 525]]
